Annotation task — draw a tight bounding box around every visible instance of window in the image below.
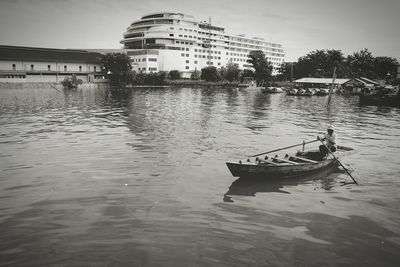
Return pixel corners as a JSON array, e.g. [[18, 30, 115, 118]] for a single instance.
[[79, 66, 82, 72], [149, 58, 157, 62], [94, 66, 97, 72], [194, 61, 198, 64], [186, 60, 189, 63], [179, 35, 182, 37], [149, 67, 157, 71], [186, 54, 189, 57], [181, 53, 185, 56], [12, 64, 16, 71], [186, 48, 189, 51], [48, 65, 51, 71], [30, 64, 34, 71], [185, 66, 189, 69], [169, 34, 174, 37], [194, 49, 197, 52], [64, 65, 67, 71]]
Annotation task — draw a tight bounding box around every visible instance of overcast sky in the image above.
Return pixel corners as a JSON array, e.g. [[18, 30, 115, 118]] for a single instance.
[[0, 0, 399, 61]]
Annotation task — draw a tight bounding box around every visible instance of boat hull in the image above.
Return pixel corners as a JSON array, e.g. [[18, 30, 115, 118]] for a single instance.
[[226, 158, 338, 179]]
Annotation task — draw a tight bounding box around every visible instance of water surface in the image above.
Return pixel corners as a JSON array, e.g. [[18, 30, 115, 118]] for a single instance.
[[0, 86, 399, 266]]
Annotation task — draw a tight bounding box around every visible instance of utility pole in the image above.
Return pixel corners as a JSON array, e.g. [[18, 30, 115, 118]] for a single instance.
[[208, 16, 212, 66]]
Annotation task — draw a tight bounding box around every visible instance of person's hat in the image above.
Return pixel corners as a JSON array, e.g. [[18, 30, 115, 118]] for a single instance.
[[327, 125, 334, 131]]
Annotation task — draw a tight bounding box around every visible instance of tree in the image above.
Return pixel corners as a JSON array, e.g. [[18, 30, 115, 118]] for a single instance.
[[276, 62, 295, 81], [373, 56, 399, 80], [101, 53, 132, 85], [239, 69, 255, 83], [247, 50, 273, 85], [191, 70, 201, 80], [168, 70, 181, 80], [61, 74, 82, 88], [200, 66, 221, 82], [346, 48, 375, 78], [222, 61, 241, 82], [295, 49, 347, 78]]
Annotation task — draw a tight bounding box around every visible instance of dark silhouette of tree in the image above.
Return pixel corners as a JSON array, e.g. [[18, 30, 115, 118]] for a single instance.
[[346, 48, 375, 78], [221, 61, 241, 82], [200, 66, 221, 82], [101, 53, 132, 85], [373, 56, 399, 80], [239, 69, 255, 83], [247, 50, 273, 85], [168, 70, 181, 80]]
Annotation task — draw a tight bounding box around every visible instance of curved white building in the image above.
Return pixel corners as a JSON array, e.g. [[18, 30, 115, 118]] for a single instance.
[[121, 12, 285, 76]]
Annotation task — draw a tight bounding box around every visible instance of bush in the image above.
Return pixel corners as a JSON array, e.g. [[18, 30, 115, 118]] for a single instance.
[[201, 66, 221, 82], [191, 70, 201, 80], [61, 74, 82, 88], [168, 70, 181, 80], [131, 71, 167, 85]]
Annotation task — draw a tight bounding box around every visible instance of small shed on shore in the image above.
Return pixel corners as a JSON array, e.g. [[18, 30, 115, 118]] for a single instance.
[[342, 77, 381, 94]]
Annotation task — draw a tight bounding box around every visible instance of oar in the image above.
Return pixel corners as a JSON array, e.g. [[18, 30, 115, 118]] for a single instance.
[[248, 139, 320, 158], [318, 139, 358, 185], [50, 84, 61, 93]]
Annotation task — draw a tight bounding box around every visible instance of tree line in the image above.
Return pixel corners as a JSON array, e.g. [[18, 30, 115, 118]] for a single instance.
[[277, 48, 399, 84], [100, 51, 273, 86], [100, 48, 399, 87]]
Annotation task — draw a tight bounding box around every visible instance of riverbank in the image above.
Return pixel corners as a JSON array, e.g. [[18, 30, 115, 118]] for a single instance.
[[0, 82, 104, 90], [0, 80, 294, 90]]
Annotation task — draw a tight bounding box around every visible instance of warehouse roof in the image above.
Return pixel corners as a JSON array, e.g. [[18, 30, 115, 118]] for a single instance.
[[0, 45, 103, 63], [294, 77, 350, 85]]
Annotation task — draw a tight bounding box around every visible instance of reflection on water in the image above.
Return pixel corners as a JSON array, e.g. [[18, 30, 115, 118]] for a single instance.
[[0, 86, 400, 266], [224, 167, 344, 200]]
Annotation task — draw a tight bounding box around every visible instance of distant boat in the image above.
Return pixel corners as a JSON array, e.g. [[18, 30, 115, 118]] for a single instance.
[[303, 88, 315, 96], [315, 88, 329, 96], [296, 88, 306, 96], [286, 88, 298, 96], [262, 87, 283, 94], [226, 145, 354, 179], [242, 80, 265, 91]]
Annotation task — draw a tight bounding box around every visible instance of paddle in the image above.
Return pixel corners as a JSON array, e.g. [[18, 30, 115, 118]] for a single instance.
[[318, 139, 358, 185], [50, 84, 61, 93], [248, 139, 320, 158]]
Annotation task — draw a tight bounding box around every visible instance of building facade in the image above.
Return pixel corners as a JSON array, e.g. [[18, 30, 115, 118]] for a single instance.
[[120, 12, 285, 77], [0, 45, 104, 83]]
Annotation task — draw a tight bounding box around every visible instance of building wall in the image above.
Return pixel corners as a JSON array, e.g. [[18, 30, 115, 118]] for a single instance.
[[0, 59, 102, 83]]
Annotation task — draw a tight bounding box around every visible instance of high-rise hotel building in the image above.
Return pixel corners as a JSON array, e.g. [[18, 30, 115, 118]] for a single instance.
[[120, 12, 285, 77]]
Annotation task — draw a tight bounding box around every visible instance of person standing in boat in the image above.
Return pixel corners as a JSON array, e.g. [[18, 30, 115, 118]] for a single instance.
[[318, 126, 336, 157]]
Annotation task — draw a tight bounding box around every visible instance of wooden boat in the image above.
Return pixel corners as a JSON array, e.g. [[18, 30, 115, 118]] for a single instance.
[[226, 145, 354, 179], [286, 88, 298, 96], [316, 88, 329, 96], [262, 87, 283, 94]]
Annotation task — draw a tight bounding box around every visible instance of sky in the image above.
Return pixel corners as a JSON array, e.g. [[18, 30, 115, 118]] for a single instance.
[[0, 0, 399, 62]]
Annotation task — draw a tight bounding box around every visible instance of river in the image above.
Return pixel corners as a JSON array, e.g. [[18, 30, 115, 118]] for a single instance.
[[0, 86, 399, 266]]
